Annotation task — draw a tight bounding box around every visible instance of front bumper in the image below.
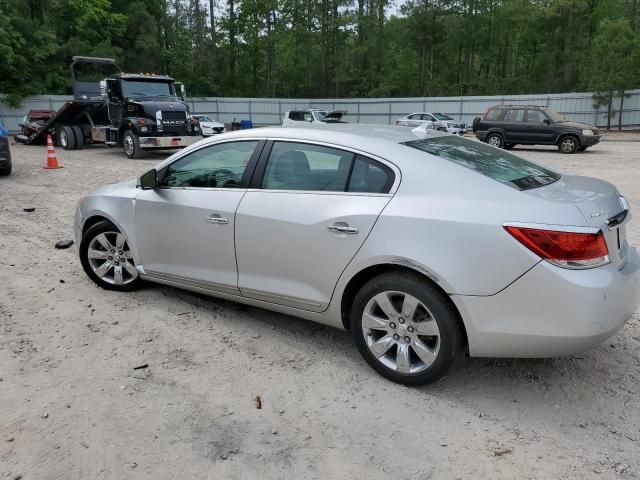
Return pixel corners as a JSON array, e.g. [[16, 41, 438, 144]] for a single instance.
[[452, 246, 640, 357], [139, 135, 203, 149], [581, 134, 601, 147]]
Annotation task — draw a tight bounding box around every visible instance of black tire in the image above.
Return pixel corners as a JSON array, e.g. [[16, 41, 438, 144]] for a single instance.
[[79, 220, 143, 292], [557, 135, 579, 154], [472, 117, 481, 132], [436, 127, 447, 132], [504, 143, 516, 150], [123, 130, 143, 159], [350, 272, 462, 386], [60, 126, 76, 150], [0, 163, 11, 176], [485, 133, 504, 149], [72, 126, 85, 149]]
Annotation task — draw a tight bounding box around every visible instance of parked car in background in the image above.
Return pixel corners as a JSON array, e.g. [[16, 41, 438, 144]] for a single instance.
[[282, 109, 347, 126], [473, 105, 601, 153], [396, 112, 467, 134], [75, 124, 639, 386], [0, 122, 12, 176], [192, 115, 225, 136]]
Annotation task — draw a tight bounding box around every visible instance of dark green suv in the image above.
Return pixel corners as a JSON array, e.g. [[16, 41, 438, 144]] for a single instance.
[[0, 123, 12, 175], [473, 105, 601, 154]]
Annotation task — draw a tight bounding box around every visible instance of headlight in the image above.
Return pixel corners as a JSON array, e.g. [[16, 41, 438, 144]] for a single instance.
[[582, 129, 594, 136]]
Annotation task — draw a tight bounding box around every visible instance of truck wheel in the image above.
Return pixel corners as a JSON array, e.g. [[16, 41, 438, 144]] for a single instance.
[[72, 126, 85, 149], [123, 130, 143, 159], [60, 126, 77, 150]]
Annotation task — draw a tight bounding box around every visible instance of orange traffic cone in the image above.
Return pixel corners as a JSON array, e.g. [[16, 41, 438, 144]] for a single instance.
[[43, 134, 62, 169]]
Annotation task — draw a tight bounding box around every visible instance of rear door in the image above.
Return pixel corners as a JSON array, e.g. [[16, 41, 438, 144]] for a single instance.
[[502, 108, 527, 142], [235, 140, 397, 312]]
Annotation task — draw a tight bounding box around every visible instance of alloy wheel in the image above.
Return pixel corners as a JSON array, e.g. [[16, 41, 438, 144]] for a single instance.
[[560, 138, 577, 153], [87, 231, 138, 286], [361, 290, 441, 374], [487, 135, 502, 147], [124, 135, 134, 156]]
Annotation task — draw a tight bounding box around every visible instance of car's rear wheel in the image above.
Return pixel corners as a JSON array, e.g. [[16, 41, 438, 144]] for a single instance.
[[558, 136, 579, 154], [80, 220, 142, 292], [486, 133, 504, 148], [350, 272, 462, 386]]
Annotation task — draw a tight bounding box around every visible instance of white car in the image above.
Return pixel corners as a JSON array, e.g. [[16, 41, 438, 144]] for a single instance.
[[192, 115, 225, 136], [75, 125, 639, 385], [282, 109, 346, 126], [396, 112, 467, 134]]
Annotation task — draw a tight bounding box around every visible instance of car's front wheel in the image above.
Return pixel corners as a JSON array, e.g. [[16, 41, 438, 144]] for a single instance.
[[486, 133, 504, 148], [558, 136, 579, 154], [351, 272, 462, 386], [80, 220, 142, 292]]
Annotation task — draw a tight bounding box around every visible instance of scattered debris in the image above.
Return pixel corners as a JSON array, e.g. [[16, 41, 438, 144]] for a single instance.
[[440, 442, 447, 447], [86, 324, 100, 333], [80, 441, 89, 449], [255, 395, 262, 409], [23, 208, 35, 212], [59, 279, 65, 284], [41, 412, 48, 419], [133, 363, 149, 370], [490, 446, 513, 457], [55, 239, 74, 249], [271, 429, 278, 435], [6, 437, 14, 443]]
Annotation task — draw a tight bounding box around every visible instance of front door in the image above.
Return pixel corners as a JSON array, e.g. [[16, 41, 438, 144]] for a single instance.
[[524, 109, 555, 143], [235, 141, 396, 312], [134, 140, 262, 294]]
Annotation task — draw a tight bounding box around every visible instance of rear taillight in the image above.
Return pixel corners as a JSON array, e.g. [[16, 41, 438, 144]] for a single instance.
[[504, 226, 609, 269]]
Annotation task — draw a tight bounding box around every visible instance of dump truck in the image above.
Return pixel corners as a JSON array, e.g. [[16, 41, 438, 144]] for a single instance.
[[16, 56, 202, 158]]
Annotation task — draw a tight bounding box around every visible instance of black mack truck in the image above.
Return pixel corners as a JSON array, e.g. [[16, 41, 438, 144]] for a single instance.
[[16, 56, 202, 158]]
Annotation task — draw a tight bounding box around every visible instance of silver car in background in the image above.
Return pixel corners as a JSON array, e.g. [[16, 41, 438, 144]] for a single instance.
[[396, 112, 467, 134], [75, 125, 640, 385]]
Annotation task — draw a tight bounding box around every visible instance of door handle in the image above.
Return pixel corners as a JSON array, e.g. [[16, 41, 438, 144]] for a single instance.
[[328, 222, 358, 235], [206, 214, 228, 225]]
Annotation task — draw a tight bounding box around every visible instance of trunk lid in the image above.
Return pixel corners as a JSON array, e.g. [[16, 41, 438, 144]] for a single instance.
[[526, 174, 631, 267]]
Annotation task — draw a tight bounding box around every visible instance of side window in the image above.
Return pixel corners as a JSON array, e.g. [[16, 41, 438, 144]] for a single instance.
[[485, 109, 504, 121], [525, 109, 547, 123], [348, 155, 395, 194], [504, 109, 525, 122], [421, 114, 435, 121], [289, 111, 303, 121], [159, 141, 258, 188], [262, 142, 353, 192], [408, 114, 420, 119], [303, 112, 313, 122]]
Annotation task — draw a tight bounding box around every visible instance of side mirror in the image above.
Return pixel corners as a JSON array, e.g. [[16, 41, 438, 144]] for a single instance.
[[543, 119, 551, 125], [137, 169, 157, 190]]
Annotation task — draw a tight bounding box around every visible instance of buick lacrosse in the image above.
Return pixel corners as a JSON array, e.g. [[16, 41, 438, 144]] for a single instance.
[[75, 125, 640, 385]]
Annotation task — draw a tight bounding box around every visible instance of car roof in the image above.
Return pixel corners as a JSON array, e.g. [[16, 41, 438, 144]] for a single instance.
[[489, 105, 547, 109], [208, 124, 426, 147]]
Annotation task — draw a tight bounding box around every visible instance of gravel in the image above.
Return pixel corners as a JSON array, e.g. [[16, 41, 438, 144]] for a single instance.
[[1, 138, 639, 479]]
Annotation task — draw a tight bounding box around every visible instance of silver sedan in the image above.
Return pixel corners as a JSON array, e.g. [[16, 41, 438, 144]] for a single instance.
[[75, 125, 640, 385]]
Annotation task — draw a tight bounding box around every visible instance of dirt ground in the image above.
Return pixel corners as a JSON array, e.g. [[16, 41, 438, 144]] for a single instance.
[[1, 135, 640, 480]]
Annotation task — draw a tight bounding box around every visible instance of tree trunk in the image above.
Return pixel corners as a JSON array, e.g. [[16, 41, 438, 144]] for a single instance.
[[209, 0, 217, 71], [618, 91, 625, 131]]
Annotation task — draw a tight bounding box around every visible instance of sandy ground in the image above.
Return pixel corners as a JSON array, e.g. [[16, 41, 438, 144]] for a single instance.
[[1, 136, 639, 480]]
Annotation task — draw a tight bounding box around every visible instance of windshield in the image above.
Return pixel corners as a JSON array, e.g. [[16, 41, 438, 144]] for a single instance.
[[313, 111, 328, 121], [403, 136, 560, 190], [433, 113, 453, 121], [195, 115, 213, 122], [543, 108, 567, 123], [122, 80, 175, 98]]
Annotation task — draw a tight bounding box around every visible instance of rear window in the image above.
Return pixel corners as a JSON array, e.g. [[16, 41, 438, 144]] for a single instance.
[[485, 108, 504, 121], [402, 136, 560, 190]]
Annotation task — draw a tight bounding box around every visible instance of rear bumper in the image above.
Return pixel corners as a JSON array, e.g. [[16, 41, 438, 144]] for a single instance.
[[452, 246, 640, 357], [139, 135, 202, 149]]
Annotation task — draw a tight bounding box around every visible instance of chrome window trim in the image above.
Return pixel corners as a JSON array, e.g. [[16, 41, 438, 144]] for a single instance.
[[503, 221, 600, 235], [244, 188, 392, 198]]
